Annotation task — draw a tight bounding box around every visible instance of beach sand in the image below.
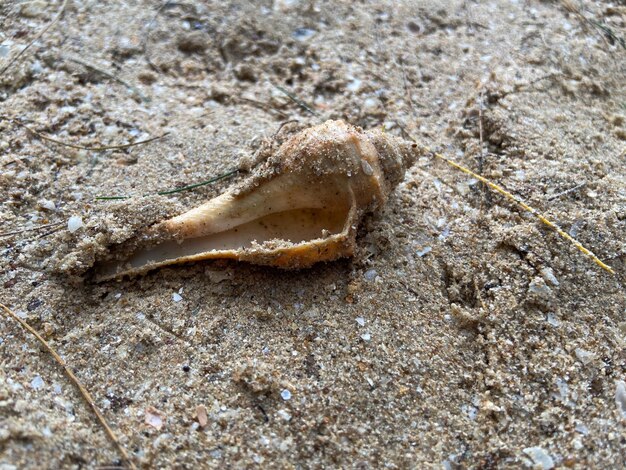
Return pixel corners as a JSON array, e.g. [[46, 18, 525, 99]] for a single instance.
[[1, 1, 625, 468]]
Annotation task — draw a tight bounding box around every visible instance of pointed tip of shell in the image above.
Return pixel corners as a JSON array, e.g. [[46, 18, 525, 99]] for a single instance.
[[365, 128, 418, 189]]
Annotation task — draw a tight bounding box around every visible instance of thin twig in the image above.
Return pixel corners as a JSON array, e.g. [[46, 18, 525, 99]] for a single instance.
[[239, 97, 290, 119], [272, 119, 299, 138], [62, 55, 149, 103], [271, 83, 320, 117], [0, 0, 68, 77], [96, 168, 239, 200], [3, 116, 168, 151], [399, 124, 615, 274], [547, 182, 586, 201], [0, 303, 136, 470], [431, 150, 614, 274], [0, 221, 64, 238]]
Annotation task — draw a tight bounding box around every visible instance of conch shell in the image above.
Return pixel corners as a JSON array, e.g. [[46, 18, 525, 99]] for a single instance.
[[97, 120, 418, 280]]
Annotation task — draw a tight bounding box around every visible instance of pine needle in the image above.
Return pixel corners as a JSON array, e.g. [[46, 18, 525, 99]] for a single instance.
[[95, 168, 239, 200], [432, 149, 614, 274], [271, 83, 320, 117], [4, 116, 168, 151], [402, 131, 615, 275], [0, 302, 136, 470]]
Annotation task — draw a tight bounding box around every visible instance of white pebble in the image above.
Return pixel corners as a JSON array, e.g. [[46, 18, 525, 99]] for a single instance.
[[280, 389, 292, 401], [293, 27, 315, 41], [355, 317, 365, 326], [361, 332, 371, 341], [575, 348, 596, 365], [31, 375, 44, 390], [277, 409, 292, 421], [575, 423, 588, 435], [363, 269, 378, 281], [361, 159, 374, 176], [546, 312, 560, 327], [67, 216, 83, 233], [347, 78, 362, 92], [540, 267, 559, 286], [363, 97, 379, 111], [523, 447, 554, 469], [40, 199, 55, 210], [416, 246, 432, 257], [528, 277, 552, 299], [172, 293, 183, 302]]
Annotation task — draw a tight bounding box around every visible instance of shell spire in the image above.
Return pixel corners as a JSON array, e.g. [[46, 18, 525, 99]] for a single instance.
[[96, 120, 418, 280]]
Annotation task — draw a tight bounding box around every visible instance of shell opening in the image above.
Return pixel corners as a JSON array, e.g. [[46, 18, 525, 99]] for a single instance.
[[97, 203, 352, 279]]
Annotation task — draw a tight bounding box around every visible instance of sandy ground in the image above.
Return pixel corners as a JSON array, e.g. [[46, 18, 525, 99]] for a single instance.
[[1, 0, 625, 468]]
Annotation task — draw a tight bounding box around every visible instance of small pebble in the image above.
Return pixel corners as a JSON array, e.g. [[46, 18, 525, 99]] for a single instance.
[[355, 317, 365, 326], [293, 27, 315, 41], [361, 332, 371, 341], [528, 277, 552, 299], [546, 312, 560, 327], [145, 406, 164, 430], [575, 423, 589, 435], [363, 269, 378, 281], [416, 246, 432, 257], [361, 159, 374, 176], [172, 293, 183, 302], [575, 348, 596, 365], [196, 405, 208, 427], [540, 267, 559, 286], [347, 78, 362, 92], [31, 375, 44, 390], [67, 216, 83, 233], [523, 447, 554, 469], [280, 389, 292, 401], [363, 97, 379, 111]]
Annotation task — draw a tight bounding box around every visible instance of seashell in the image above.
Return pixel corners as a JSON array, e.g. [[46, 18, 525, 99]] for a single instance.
[[96, 120, 418, 280]]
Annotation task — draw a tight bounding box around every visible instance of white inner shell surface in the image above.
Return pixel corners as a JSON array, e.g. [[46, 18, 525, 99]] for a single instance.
[[98, 174, 355, 279]]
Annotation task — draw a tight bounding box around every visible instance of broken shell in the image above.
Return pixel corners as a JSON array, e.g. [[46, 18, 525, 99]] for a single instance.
[[97, 120, 418, 280]]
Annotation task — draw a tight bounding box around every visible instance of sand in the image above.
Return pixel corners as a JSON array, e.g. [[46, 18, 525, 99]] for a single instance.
[[1, 0, 625, 468]]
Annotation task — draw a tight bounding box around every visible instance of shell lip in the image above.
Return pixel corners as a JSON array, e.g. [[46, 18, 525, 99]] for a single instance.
[[95, 201, 359, 281]]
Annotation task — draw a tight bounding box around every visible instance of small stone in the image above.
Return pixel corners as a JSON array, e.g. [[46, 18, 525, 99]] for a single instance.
[[67, 216, 83, 233], [528, 277, 552, 299], [540, 267, 559, 286], [39, 199, 56, 210], [347, 78, 361, 92], [361, 332, 371, 342], [20, 0, 47, 18], [575, 348, 596, 365], [277, 409, 292, 421], [145, 406, 165, 430], [293, 27, 315, 41], [31, 375, 44, 390], [546, 312, 560, 327], [523, 447, 554, 469], [363, 269, 378, 281], [361, 159, 374, 176], [363, 97, 379, 112], [416, 246, 432, 257], [172, 293, 183, 302], [280, 389, 292, 401], [355, 317, 365, 326], [196, 405, 208, 427]]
